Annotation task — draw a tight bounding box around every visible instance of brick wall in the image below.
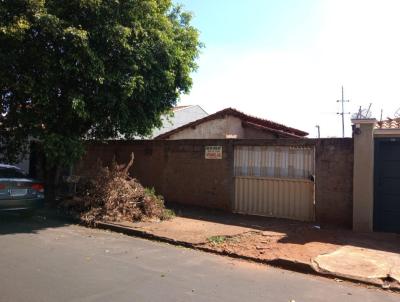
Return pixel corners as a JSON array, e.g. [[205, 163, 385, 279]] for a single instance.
[[75, 140, 234, 211], [75, 138, 354, 228], [315, 138, 354, 228]]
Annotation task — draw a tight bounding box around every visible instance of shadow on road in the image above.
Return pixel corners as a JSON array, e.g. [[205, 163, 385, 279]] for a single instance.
[[0, 210, 73, 236]]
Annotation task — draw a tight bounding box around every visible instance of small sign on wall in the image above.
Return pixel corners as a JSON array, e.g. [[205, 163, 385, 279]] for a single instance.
[[205, 146, 223, 159]]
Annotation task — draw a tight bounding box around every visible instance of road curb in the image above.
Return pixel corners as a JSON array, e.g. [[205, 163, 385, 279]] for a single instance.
[[40, 211, 399, 292], [90, 221, 399, 291], [94, 221, 316, 273]]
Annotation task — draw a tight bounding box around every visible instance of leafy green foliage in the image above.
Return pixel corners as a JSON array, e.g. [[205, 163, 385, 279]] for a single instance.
[[144, 186, 175, 220], [207, 235, 227, 245], [161, 208, 175, 220], [0, 0, 201, 166]]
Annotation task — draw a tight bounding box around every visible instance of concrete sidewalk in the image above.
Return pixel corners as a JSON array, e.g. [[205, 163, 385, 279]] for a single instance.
[[89, 206, 400, 290], [313, 246, 400, 287]]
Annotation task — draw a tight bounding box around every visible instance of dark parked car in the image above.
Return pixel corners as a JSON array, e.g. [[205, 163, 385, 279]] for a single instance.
[[0, 164, 44, 213]]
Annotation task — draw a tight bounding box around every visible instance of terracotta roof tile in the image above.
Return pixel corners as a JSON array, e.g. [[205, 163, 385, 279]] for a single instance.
[[376, 118, 400, 129], [155, 107, 308, 139]]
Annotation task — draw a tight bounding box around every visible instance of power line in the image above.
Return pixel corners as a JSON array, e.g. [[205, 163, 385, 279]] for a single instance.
[[337, 86, 350, 138]]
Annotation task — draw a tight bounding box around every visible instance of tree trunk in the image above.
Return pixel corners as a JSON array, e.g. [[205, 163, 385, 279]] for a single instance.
[[44, 164, 61, 206]]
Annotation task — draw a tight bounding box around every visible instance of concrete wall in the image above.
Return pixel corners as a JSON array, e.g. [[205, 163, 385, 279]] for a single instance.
[[169, 117, 229, 139], [352, 119, 376, 232], [315, 139, 354, 228], [242, 126, 276, 139], [75, 138, 354, 228], [226, 116, 245, 138]]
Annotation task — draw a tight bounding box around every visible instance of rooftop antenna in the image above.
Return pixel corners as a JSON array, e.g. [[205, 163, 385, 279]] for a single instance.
[[365, 103, 372, 117], [337, 86, 350, 137], [315, 125, 320, 138], [355, 106, 362, 119], [351, 103, 373, 119]]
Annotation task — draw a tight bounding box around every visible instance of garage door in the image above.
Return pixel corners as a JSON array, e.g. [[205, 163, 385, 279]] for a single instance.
[[374, 138, 400, 233], [234, 145, 315, 221]]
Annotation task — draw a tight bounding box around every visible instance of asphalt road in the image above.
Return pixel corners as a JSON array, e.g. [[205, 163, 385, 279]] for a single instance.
[[0, 214, 398, 302]]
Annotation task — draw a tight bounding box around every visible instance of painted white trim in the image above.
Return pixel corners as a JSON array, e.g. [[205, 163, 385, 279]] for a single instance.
[[351, 118, 377, 124], [374, 129, 400, 136]]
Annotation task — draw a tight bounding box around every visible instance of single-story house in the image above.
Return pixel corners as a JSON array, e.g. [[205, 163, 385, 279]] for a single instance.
[[149, 105, 208, 138], [155, 108, 308, 139]]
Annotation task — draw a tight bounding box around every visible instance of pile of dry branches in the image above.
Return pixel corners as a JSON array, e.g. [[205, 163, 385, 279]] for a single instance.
[[60, 153, 174, 224]]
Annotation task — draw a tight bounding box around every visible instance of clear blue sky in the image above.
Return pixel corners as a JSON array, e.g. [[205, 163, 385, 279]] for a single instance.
[[174, 0, 400, 138], [177, 0, 322, 50]]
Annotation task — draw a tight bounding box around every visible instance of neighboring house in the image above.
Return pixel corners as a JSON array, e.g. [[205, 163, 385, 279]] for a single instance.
[[149, 105, 208, 138], [155, 108, 308, 139], [353, 116, 400, 233]]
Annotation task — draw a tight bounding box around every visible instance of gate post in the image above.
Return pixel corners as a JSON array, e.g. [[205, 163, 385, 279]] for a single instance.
[[352, 118, 376, 232]]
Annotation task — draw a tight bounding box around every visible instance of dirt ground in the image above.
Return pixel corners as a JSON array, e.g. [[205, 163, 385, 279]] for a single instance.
[[200, 229, 340, 264], [108, 205, 400, 267]]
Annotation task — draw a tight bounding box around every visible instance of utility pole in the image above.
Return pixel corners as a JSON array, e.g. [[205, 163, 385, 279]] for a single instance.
[[315, 125, 320, 138], [337, 86, 350, 138]]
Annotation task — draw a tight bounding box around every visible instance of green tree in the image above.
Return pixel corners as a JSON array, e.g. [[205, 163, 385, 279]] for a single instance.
[[0, 0, 201, 200]]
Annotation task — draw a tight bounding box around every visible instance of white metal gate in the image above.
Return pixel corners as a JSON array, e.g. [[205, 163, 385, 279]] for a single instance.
[[234, 146, 315, 221]]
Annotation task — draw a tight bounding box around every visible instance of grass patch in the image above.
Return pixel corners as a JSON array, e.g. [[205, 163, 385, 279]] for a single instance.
[[207, 235, 227, 245], [144, 187, 175, 220], [161, 208, 176, 220]]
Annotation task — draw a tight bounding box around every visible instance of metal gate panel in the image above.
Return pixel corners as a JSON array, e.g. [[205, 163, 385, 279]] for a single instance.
[[234, 146, 314, 179], [234, 146, 315, 221], [234, 176, 314, 221], [374, 139, 400, 232]]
